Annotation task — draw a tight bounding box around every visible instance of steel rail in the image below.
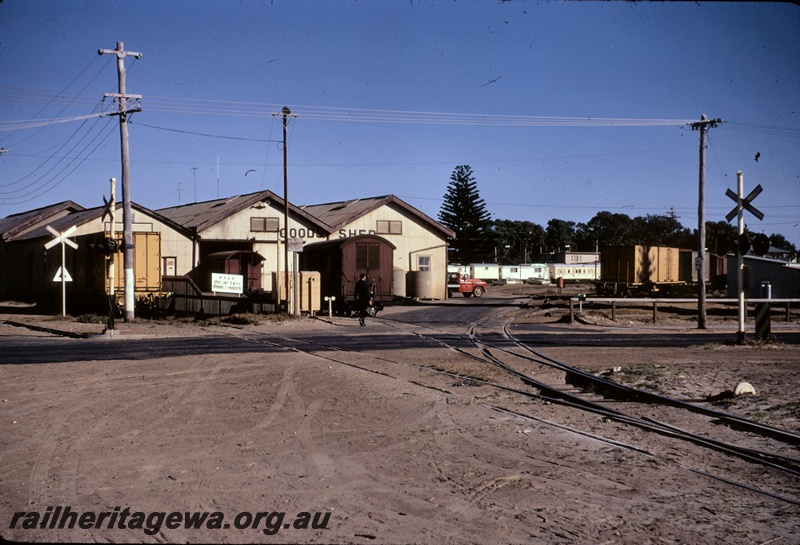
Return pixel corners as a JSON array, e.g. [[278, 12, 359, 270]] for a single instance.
[[468, 327, 800, 477], [500, 322, 800, 446], [484, 404, 800, 507]]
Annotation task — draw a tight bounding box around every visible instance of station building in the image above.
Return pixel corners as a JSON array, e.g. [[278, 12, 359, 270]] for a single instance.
[[1, 191, 455, 313]]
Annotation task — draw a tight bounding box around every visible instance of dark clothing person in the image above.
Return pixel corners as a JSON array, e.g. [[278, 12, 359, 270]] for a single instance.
[[353, 274, 372, 326]]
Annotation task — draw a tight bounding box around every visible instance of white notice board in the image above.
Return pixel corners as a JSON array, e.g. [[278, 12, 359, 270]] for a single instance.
[[211, 273, 244, 294]]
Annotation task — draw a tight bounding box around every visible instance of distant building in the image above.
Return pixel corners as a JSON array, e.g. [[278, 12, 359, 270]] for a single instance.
[[726, 254, 800, 298], [538, 252, 600, 264]]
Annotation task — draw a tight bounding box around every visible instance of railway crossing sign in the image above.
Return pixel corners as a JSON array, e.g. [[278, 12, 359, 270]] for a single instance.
[[725, 184, 764, 223], [44, 224, 78, 317], [728, 172, 765, 344], [44, 225, 78, 251]]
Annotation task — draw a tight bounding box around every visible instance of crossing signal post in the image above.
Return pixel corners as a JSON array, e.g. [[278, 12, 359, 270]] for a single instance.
[[103, 178, 118, 330], [44, 225, 79, 317], [726, 171, 765, 343]]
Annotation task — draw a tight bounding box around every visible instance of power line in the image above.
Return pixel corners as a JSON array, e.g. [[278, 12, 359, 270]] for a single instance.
[[131, 120, 281, 142], [5, 87, 800, 135], [0, 112, 110, 131], [1, 87, 701, 127], [0, 121, 117, 204], [0, 105, 109, 191], [1, 56, 110, 148]]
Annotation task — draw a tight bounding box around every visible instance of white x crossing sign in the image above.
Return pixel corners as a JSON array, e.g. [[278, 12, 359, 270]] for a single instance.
[[44, 225, 79, 250], [44, 224, 78, 317], [726, 184, 764, 223]]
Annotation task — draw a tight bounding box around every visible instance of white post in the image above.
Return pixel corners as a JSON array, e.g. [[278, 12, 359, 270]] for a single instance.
[[60, 239, 66, 317], [109, 178, 116, 298], [737, 171, 746, 342], [293, 252, 300, 316]]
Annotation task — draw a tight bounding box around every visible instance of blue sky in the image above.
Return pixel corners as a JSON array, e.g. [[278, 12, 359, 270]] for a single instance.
[[1, 1, 798, 245]]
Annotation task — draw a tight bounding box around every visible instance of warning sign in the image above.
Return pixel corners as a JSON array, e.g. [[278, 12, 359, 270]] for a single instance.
[[211, 273, 243, 294], [53, 267, 73, 282]]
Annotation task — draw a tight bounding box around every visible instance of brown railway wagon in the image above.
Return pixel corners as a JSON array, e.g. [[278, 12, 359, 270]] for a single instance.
[[597, 245, 684, 296], [300, 234, 395, 313]]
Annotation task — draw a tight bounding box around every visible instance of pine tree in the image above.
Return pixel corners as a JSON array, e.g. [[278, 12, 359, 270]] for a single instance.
[[438, 165, 492, 264]]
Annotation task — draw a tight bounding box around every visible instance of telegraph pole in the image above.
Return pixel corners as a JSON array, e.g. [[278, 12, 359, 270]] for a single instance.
[[99, 42, 142, 322], [274, 106, 296, 314], [691, 115, 722, 330]]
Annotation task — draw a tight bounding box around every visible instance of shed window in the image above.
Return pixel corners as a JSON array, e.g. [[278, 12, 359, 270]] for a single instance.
[[251, 217, 280, 232], [376, 220, 402, 235], [418, 255, 431, 272]]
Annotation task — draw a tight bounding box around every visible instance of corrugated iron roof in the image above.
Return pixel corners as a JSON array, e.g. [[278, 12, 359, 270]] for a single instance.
[[301, 195, 455, 238], [10, 202, 196, 242], [157, 190, 331, 234], [0, 201, 84, 241]]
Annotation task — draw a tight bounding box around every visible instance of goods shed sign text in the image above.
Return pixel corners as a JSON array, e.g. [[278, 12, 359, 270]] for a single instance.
[[212, 273, 244, 295]]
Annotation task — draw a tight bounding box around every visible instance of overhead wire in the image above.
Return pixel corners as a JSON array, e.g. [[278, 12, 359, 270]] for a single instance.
[[5, 87, 800, 134], [0, 99, 109, 190], [2, 88, 701, 127], [0, 119, 117, 205], [0, 112, 110, 131], [2, 86, 798, 211], [1, 56, 111, 147]]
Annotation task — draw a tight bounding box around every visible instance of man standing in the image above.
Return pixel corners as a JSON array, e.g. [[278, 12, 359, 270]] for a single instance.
[[353, 273, 372, 327]]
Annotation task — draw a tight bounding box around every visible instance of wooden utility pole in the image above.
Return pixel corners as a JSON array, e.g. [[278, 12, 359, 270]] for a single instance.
[[691, 115, 722, 330], [274, 106, 296, 314], [99, 42, 142, 322], [282, 108, 290, 314]]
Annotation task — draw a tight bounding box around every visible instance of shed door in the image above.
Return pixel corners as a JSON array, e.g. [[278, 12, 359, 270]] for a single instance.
[[355, 242, 381, 272], [245, 261, 262, 290]]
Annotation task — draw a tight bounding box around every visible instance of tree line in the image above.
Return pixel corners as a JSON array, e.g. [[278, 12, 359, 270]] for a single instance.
[[438, 165, 797, 265]]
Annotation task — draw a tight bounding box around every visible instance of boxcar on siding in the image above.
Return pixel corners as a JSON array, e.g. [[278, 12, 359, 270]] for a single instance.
[[301, 234, 395, 314], [597, 245, 684, 296]]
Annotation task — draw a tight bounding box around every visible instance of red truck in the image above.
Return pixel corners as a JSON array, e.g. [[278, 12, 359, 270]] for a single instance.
[[447, 272, 487, 298]]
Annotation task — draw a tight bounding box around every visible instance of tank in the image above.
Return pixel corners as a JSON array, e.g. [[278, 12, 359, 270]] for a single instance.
[[393, 268, 407, 298], [407, 270, 433, 299]]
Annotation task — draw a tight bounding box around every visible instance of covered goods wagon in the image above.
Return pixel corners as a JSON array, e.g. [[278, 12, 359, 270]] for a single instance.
[[597, 245, 684, 296], [300, 234, 394, 314]]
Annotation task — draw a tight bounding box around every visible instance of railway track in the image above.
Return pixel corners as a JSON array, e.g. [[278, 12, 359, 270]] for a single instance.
[[218, 313, 800, 506]]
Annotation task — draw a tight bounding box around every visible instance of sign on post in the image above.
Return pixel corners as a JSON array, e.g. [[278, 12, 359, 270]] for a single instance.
[[44, 225, 78, 317], [53, 267, 73, 282], [211, 273, 244, 295], [44, 225, 78, 251], [288, 237, 304, 253], [726, 172, 765, 343], [726, 184, 764, 222]]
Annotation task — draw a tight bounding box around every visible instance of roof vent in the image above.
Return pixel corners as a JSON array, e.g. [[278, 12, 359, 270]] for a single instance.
[[331, 198, 360, 211]]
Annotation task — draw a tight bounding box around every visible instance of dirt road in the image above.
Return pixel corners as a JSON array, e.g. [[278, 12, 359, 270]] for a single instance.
[[1, 303, 798, 544]]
